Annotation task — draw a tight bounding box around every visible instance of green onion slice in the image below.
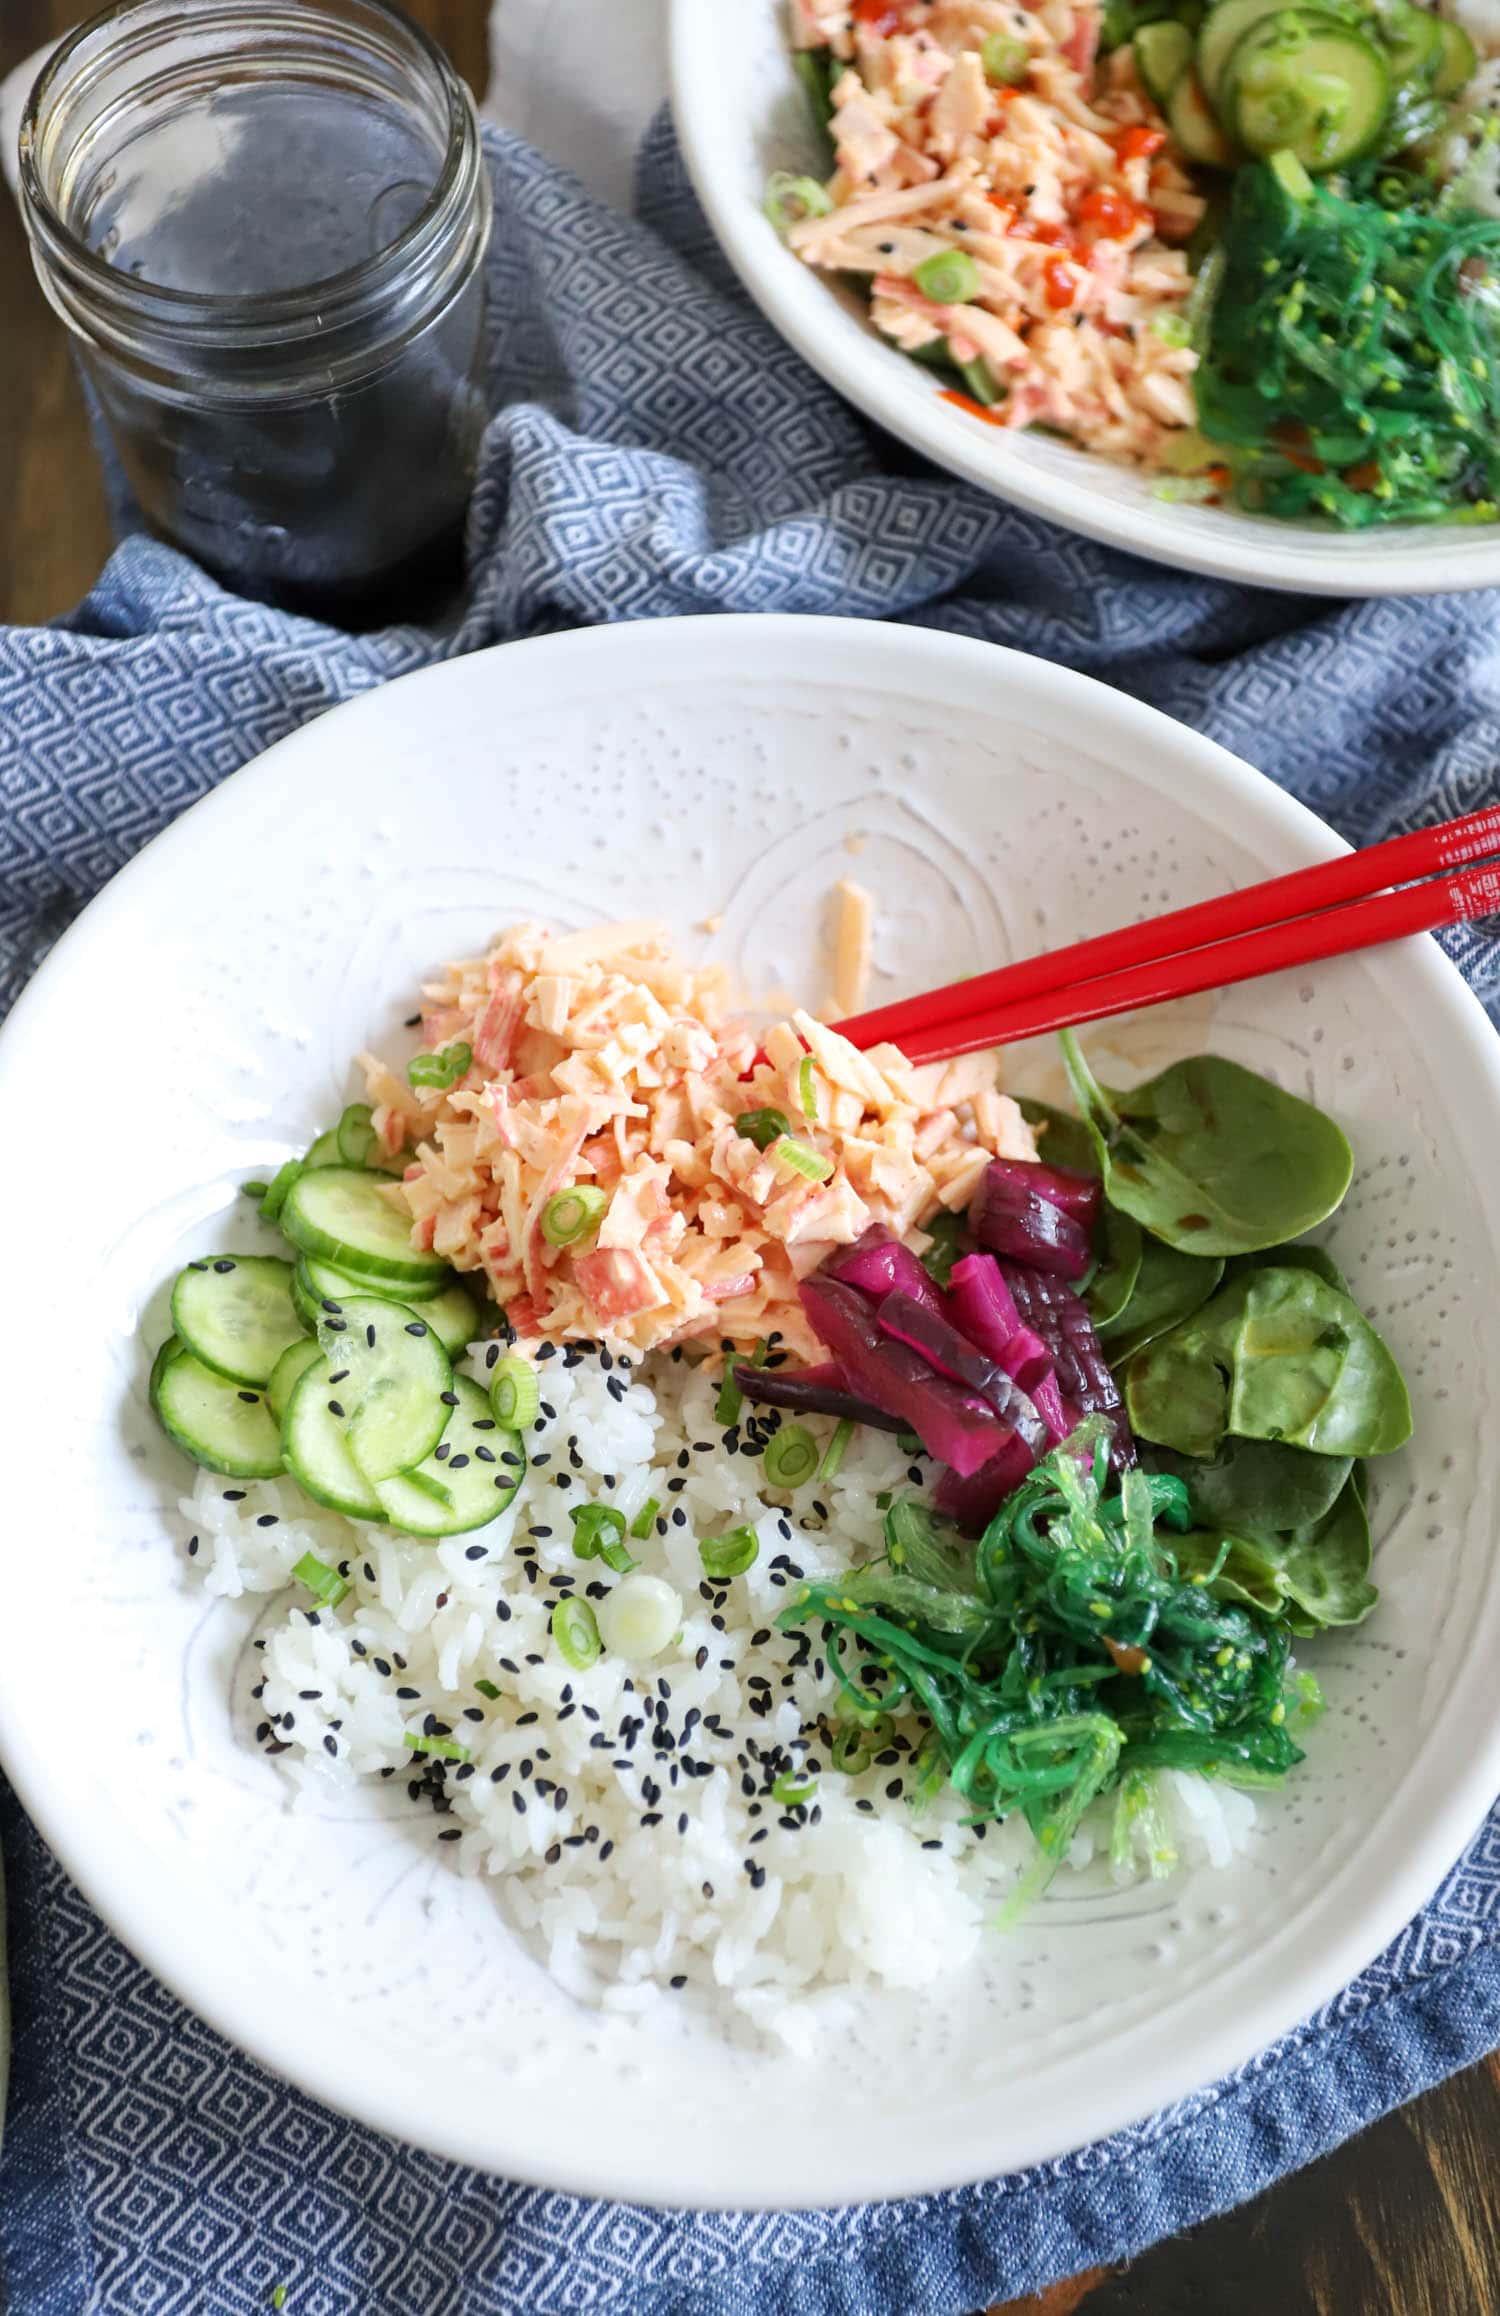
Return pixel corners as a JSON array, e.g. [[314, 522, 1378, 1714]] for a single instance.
[[763, 169, 835, 235], [629, 1496, 661, 1540], [981, 31, 1029, 82], [403, 1731, 471, 1762], [407, 1040, 472, 1091], [737, 1106, 792, 1151], [541, 1185, 609, 1246], [292, 1552, 348, 1608], [474, 1677, 501, 1701], [772, 1136, 834, 1183], [700, 1524, 760, 1580], [798, 1055, 817, 1119], [242, 1179, 269, 1200], [819, 1416, 855, 1483], [490, 1355, 540, 1428], [552, 1597, 602, 1669], [764, 1422, 819, 1490], [715, 1367, 744, 1427], [912, 249, 981, 305], [570, 1503, 637, 1573], [772, 1769, 819, 1806], [336, 1101, 378, 1165]]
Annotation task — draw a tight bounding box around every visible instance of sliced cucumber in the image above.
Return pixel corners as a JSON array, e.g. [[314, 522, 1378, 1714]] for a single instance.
[[170, 1254, 303, 1387], [260, 1157, 303, 1225], [1199, 0, 1306, 101], [1137, 18, 1194, 101], [405, 1278, 481, 1356], [375, 1376, 526, 1537], [1372, 0, 1443, 85], [152, 1345, 284, 1478], [150, 1332, 184, 1399], [282, 1355, 387, 1520], [281, 1165, 447, 1288], [1432, 15, 1477, 96], [1169, 65, 1241, 163], [315, 1296, 451, 1482], [300, 1251, 443, 1305], [304, 1129, 343, 1168], [268, 1335, 322, 1424], [1227, 11, 1389, 166]]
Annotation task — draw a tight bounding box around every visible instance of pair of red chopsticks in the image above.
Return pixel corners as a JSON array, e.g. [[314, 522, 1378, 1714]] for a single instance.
[[836, 805, 1500, 1066]]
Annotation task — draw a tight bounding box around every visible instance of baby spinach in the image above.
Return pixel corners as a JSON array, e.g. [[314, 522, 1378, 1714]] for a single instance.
[[1059, 1031, 1354, 1256], [1175, 1472, 1375, 1631], [1234, 1242, 1348, 1293], [1125, 1265, 1412, 1459], [1149, 1435, 1353, 1538], [1097, 1235, 1224, 1359], [1019, 1097, 1097, 1179]]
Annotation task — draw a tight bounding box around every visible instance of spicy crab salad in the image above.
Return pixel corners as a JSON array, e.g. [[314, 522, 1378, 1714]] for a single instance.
[[147, 912, 1411, 2038], [773, 0, 1500, 527]]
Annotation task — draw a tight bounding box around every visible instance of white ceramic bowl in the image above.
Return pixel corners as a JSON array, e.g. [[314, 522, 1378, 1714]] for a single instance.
[[1, 614, 1498, 2209], [668, 0, 1500, 596]]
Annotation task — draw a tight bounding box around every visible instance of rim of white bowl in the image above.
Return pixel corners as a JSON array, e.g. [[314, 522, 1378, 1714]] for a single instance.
[[667, 3, 1500, 598], [2, 617, 1500, 2206]]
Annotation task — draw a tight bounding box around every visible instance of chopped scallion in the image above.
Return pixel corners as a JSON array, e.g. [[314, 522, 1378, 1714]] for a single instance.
[[242, 1179, 269, 1200], [407, 1040, 472, 1091], [736, 1106, 791, 1151], [912, 248, 981, 305], [336, 1101, 378, 1165], [715, 1368, 744, 1427], [490, 1355, 540, 1428], [570, 1503, 637, 1573], [292, 1552, 348, 1609], [772, 1769, 819, 1805], [798, 1055, 817, 1119], [772, 1135, 833, 1183], [403, 1732, 470, 1763], [541, 1185, 609, 1246], [981, 31, 1029, 82], [260, 1157, 303, 1224], [474, 1678, 501, 1701], [763, 1422, 819, 1490], [819, 1417, 855, 1483], [629, 1496, 661, 1539], [552, 1597, 602, 1670], [700, 1524, 760, 1580], [763, 169, 835, 236]]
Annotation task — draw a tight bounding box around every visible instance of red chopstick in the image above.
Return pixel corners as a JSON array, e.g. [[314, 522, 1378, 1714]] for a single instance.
[[839, 804, 1500, 1057]]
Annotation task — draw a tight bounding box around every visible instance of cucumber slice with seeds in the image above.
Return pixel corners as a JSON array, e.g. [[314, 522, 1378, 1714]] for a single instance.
[[315, 1296, 452, 1481], [282, 1356, 386, 1519], [375, 1376, 526, 1537], [300, 1251, 444, 1305], [152, 1346, 284, 1478], [171, 1255, 303, 1387], [304, 1130, 343, 1168], [1169, 65, 1241, 163], [268, 1335, 322, 1424], [1227, 10, 1389, 167], [1199, 0, 1304, 101], [281, 1165, 447, 1287], [1432, 15, 1476, 95]]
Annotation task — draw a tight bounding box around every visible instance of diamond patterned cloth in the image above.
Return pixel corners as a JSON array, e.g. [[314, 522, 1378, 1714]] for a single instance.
[[1, 113, 1499, 2316]]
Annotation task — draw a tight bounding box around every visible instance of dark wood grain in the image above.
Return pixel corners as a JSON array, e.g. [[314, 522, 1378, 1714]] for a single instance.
[[3, 9, 1498, 2312]]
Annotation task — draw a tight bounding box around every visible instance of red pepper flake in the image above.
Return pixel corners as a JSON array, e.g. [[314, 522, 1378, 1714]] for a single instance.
[[938, 388, 1009, 428], [1044, 255, 1081, 309], [1271, 420, 1325, 475], [1342, 460, 1383, 491], [1103, 1637, 1149, 1675], [1114, 124, 1168, 163]]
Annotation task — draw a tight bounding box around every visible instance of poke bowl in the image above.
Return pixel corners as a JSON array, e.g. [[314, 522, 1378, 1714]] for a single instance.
[[1, 614, 1499, 2209], [669, 0, 1500, 594]]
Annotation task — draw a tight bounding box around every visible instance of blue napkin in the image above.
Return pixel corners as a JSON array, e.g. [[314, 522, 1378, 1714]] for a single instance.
[[2, 111, 1499, 2316]]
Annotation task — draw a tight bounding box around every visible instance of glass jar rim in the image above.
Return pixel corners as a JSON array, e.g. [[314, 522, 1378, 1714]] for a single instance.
[[18, 0, 477, 336]]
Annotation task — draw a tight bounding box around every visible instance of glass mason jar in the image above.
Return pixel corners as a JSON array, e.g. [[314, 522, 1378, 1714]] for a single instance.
[[19, 0, 491, 621]]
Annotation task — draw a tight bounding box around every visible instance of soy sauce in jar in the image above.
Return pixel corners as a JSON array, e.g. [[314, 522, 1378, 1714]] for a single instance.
[[20, 0, 491, 621]]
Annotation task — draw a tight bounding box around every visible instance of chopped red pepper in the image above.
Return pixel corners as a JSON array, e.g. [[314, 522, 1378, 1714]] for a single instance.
[[1044, 255, 1082, 309]]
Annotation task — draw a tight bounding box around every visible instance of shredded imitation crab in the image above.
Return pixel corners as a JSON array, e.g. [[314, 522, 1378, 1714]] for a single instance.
[[360, 919, 1036, 1361]]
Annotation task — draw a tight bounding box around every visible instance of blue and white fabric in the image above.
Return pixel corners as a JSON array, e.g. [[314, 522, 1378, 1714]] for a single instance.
[[0, 111, 1498, 2316]]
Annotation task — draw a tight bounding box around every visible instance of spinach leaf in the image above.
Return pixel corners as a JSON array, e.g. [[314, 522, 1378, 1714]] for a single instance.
[[1097, 1234, 1224, 1357], [1126, 1265, 1412, 1459], [1230, 1266, 1411, 1456], [1018, 1097, 1098, 1179], [1234, 1242, 1349, 1293], [1059, 1031, 1354, 1256], [1148, 1436, 1353, 1537], [1174, 1472, 1376, 1630]]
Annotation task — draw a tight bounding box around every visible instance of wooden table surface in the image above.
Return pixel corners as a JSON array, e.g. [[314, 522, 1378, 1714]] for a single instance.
[[4, 4, 1499, 2309]]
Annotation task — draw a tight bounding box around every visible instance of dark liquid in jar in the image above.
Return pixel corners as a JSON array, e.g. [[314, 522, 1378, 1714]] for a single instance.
[[76, 79, 485, 620]]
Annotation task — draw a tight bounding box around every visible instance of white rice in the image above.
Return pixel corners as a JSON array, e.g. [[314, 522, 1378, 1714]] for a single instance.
[[181, 1344, 1253, 2039]]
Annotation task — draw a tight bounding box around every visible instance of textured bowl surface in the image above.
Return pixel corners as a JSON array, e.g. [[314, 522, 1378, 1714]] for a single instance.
[[1, 614, 1498, 2208]]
